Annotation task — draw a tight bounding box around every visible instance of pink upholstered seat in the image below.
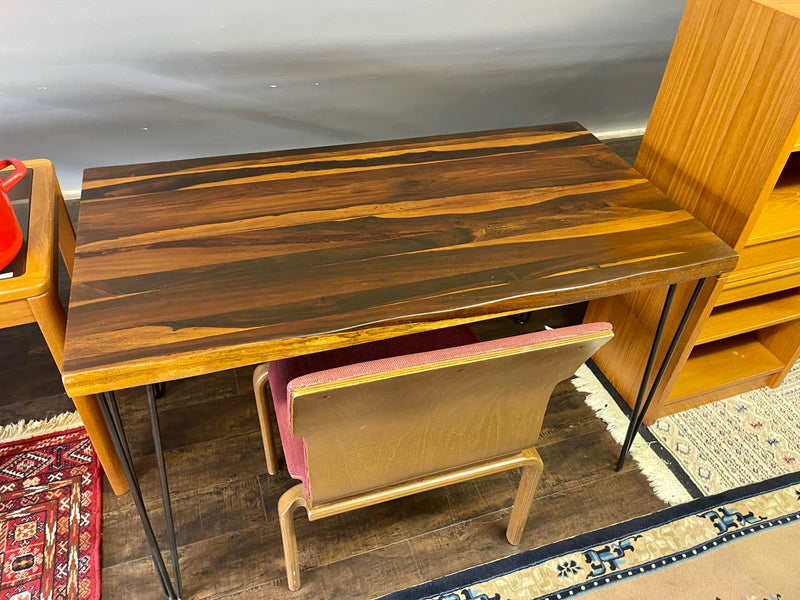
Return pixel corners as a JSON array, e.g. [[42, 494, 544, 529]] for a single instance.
[[268, 322, 612, 497]]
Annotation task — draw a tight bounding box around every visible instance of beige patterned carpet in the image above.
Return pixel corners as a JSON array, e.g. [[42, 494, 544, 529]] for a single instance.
[[576, 360, 800, 503], [378, 470, 800, 600]]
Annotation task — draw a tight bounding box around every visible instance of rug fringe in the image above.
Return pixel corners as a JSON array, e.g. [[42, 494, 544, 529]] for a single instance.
[[573, 365, 692, 506], [0, 411, 84, 444]]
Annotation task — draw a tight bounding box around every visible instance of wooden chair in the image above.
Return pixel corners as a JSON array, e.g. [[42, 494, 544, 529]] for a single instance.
[[253, 322, 613, 590]]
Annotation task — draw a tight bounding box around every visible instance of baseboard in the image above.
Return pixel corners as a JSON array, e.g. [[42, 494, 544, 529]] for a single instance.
[[594, 126, 646, 140]]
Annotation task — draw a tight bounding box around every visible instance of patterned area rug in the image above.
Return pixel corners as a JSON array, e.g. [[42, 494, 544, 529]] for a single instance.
[[575, 360, 800, 502], [650, 361, 800, 496], [378, 471, 800, 600], [0, 414, 101, 600]]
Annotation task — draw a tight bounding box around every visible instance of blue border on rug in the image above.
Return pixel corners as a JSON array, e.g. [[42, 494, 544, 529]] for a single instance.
[[376, 469, 800, 600]]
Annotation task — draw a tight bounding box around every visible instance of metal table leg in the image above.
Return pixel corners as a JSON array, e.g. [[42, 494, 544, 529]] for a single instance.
[[616, 278, 706, 470], [146, 384, 182, 596], [97, 387, 183, 599]]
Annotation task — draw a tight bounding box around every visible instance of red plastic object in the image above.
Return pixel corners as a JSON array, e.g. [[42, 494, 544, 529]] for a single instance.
[[0, 158, 26, 271]]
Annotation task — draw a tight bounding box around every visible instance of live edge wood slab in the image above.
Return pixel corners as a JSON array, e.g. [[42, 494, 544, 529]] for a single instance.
[[62, 122, 738, 398]]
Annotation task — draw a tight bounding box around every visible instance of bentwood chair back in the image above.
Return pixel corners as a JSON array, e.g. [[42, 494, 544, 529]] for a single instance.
[[254, 322, 613, 590]]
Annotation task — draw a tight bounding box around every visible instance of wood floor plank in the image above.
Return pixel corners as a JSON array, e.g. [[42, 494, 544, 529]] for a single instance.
[[407, 469, 667, 584], [102, 522, 284, 600], [114, 370, 240, 418], [213, 540, 422, 600], [102, 476, 269, 567], [113, 391, 260, 456], [102, 430, 268, 508]]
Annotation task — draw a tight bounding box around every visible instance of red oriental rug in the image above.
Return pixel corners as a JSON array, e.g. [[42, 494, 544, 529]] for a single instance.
[[0, 422, 101, 600]]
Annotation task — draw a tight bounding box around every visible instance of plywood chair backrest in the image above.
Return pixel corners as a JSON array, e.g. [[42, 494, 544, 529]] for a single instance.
[[288, 323, 612, 504]]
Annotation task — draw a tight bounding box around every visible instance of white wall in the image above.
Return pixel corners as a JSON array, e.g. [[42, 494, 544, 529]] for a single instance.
[[1, 1, 685, 192]]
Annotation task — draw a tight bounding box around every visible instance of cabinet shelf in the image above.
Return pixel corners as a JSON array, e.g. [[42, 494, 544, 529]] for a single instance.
[[717, 262, 800, 305], [665, 335, 785, 413], [586, 0, 800, 422], [747, 153, 800, 245], [698, 288, 800, 344]]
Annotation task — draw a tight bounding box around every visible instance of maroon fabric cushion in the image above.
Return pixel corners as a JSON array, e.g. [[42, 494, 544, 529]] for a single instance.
[[267, 325, 480, 488]]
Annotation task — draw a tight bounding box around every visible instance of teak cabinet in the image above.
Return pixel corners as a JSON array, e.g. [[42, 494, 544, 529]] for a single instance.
[[585, 0, 800, 423]]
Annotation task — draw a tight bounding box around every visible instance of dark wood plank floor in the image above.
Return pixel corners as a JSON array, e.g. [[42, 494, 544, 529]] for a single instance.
[[0, 138, 665, 599]]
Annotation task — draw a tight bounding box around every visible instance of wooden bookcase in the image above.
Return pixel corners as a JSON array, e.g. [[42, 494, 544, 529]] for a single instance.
[[585, 0, 800, 423]]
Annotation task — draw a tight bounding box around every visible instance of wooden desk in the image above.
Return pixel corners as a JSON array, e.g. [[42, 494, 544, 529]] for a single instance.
[[64, 123, 737, 394], [63, 123, 738, 598], [0, 160, 125, 494]]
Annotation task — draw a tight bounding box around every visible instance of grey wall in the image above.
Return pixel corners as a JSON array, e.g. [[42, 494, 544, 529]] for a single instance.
[[2, 1, 685, 192]]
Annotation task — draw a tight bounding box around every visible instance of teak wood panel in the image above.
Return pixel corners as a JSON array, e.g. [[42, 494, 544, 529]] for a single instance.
[[758, 318, 800, 384], [697, 288, 800, 344], [666, 334, 784, 405], [730, 237, 800, 280], [63, 123, 736, 396], [588, 0, 800, 420], [584, 277, 725, 423], [717, 263, 800, 305], [747, 153, 800, 245], [634, 0, 800, 252]]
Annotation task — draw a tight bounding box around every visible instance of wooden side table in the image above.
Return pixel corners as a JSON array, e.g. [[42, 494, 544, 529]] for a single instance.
[[0, 159, 126, 494]]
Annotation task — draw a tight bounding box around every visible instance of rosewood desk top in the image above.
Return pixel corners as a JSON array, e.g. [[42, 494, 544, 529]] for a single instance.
[[62, 122, 738, 396]]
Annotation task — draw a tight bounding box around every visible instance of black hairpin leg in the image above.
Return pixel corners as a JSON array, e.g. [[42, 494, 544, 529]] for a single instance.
[[96, 389, 182, 599], [616, 278, 707, 470], [146, 384, 182, 596], [154, 382, 167, 399], [512, 312, 532, 325]]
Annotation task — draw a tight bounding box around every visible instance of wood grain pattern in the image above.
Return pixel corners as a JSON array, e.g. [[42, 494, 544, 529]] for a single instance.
[[730, 238, 800, 280], [747, 153, 800, 244], [3, 143, 676, 600], [697, 288, 800, 344], [666, 334, 784, 406], [634, 0, 800, 252], [717, 263, 800, 305], [585, 277, 725, 424], [63, 123, 736, 396], [759, 318, 800, 384], [588, 0, 800, 418]]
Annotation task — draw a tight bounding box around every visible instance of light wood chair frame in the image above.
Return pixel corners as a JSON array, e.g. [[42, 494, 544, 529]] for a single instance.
[[254, 327, 612, 590]]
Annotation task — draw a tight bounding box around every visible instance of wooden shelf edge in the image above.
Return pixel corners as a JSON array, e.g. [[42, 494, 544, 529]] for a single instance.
[[698, 288, 800, 344], [667, 335, 784, 407], [717, 266, 800, 305], [661, 372, 777, 416], [746, 152, 800, 245]]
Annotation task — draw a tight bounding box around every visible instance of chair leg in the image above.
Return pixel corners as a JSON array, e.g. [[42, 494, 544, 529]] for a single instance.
[[506, 453, 544, 545], [252, 363, 279, 475], [278, 484, 308, 591]]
